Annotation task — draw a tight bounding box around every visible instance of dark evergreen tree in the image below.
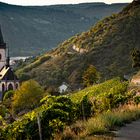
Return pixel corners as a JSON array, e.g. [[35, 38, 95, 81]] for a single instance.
[[131, 48, 140, 68]]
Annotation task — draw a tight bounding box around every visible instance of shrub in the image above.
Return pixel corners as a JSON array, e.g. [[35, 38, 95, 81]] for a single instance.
[[42, 96, 78, 123], [0, 105, 9, 118], [2, 96, 78, 140], [3, 90, 15, 101], [3, 91, 15, 109], [12, 80, 44, 114], [93, 82, 128, 111]]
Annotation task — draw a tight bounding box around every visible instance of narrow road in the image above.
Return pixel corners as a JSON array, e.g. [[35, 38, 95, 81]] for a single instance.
[[114, 120, 140, 140]]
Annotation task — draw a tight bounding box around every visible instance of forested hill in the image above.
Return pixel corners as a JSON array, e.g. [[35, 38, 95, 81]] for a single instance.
[[0, 2, 127, 56], [16, 0, 140, 90]]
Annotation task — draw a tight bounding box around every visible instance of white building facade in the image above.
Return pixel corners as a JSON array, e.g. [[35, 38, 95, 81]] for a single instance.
[[59, 82, 69, 93]]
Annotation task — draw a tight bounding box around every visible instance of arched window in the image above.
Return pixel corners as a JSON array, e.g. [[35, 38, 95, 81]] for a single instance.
[[8, 83, 13, 90], [15, 83, 19, 89], [2, 84, 5, 92]]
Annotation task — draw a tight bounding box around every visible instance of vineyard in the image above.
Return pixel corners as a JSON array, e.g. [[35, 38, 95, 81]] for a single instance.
[[0, 78, 139, 139]]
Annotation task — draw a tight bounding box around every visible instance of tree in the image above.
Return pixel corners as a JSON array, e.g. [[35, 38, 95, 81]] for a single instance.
[[82, 65, 100, 87], [12, 80, 44, 114], [131, 48, 140, 68], [3, 90, 15, 109]]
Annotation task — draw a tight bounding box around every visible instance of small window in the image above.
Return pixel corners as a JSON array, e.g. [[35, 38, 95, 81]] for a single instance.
[[8, 83, 13, 90], [2, 84, 5, 92]]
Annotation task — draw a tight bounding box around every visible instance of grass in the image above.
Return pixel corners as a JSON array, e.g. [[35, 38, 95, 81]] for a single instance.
[[58, 104, 140, 139], [85, 104, 140, 135]]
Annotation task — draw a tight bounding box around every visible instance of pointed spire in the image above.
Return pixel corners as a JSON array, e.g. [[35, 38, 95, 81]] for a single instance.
[[0, 25, 6, 49], [0, 26, 4, 45]]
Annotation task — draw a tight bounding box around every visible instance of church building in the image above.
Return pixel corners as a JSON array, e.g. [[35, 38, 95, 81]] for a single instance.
[[0, 27, 19, 100]]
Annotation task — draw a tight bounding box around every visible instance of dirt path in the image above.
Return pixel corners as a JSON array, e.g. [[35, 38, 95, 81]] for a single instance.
[[114, 120, 140, 140]]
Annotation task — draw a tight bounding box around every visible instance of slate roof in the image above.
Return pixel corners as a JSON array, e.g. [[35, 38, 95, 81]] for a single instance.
[[0, 66, 18, 81]]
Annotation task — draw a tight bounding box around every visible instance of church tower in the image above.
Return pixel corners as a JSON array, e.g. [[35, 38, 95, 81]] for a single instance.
[[0, 27, 6, 70], [0, 26, 19, 100]]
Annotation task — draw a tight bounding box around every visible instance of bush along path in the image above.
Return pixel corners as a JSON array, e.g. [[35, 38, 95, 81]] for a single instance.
[[56, 104, 140, 140]]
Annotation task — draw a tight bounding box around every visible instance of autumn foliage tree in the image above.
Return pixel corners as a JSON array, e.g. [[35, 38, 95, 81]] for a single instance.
[[82, 65, 100, 87], [12, 80, 44, 114]]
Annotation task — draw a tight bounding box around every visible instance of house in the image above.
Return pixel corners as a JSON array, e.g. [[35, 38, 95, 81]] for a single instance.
[[0, 27, 19, 100], [59, 82, 69, 93]]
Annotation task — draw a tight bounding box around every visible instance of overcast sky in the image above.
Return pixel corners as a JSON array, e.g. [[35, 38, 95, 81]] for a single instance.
[[0, 0, 133, 6]]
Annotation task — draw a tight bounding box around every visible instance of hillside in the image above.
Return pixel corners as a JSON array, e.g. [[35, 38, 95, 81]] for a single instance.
[[0, 2, 127, 56], [16, 1, 140, 90]]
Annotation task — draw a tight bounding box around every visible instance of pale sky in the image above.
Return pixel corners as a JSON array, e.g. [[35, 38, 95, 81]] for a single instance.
[[0, 0, 133, 6]]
